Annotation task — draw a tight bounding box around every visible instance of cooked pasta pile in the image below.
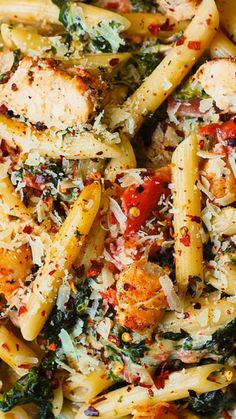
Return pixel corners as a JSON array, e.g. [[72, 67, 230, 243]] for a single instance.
[[0, 0, 235, 418]]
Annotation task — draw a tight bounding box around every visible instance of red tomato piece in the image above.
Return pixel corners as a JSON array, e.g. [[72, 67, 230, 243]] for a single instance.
[[121, 169, 170, 237], [199, 119, 236, 141]]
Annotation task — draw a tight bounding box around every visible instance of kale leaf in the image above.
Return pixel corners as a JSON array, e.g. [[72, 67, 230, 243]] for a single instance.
[[0, 367, 54, 418], [52, 0, 84, 33], [43, 279, 91, 344], [52, 0, 125, 52], [180, 318, 236, 357], [188, 388, 236, 417]]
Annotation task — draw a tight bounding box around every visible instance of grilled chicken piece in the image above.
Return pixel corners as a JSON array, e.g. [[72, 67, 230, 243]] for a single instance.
[[200, 157, 236, 205], [0, 56, 106, 130], [158, 0, 199, 21], [133, 402, 179, 419], [116, 261, 167, 334], [196, 58, 236, 113]]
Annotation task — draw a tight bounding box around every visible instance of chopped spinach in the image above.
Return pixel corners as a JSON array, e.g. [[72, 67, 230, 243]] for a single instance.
[[0, 367, 54, 418], [130, 0, 159, 12], [188, 388, 236, 417], [174, 81, 207, 101], [42, 279, 91, 344], [162, 331, 189, 341]]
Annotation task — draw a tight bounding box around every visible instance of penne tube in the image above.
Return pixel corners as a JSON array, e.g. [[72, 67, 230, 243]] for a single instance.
[[105, 134, 136, 181], [0, 24, 131, 71], [123, 12, 188, 39], [64, 52, 131, 72], [0, 115, 121, 160], [76, 364, 236, 418], [121, 0, 219, 133], [0, 407, 30, 419], [216, 0, 236, 43], [0, 177, 31, 220], [0, 326, 39, 376], [63, 368, 113, 403], [20, 182, 101, 341], [209, 29, 236, 58], [0, 0, 130, 31], [172, 134, 203, 298], [52, 380, 63, 418], [161, 292, 236, 335]]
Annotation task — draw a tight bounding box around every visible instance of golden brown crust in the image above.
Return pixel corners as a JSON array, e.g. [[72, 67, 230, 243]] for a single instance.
[[116, 261, 167, 334]]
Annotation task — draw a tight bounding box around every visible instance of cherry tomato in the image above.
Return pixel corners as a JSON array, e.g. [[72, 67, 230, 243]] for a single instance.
[[121, 168, 170, 237]]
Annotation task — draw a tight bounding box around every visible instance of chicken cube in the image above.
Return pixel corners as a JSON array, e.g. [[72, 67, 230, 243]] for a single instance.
[[116, 261, 167, 334], [196, 58, 236, 113]]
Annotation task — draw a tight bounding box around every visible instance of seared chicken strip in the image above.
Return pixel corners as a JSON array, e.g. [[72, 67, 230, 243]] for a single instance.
[[0, 56, 106, 130], [158, 0, 199, 21]]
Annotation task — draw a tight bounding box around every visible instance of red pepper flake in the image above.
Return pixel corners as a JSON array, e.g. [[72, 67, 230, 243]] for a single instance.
[[223, 412, 232, 419], [49, 269, 56, 275], [92, 396, 107, 405], [109, 58, 119, 67], [206, 17, 211, 25], [18, 305, 28, 316], [48, 343, 57, 351], [0, 104, 8, 114], [104, 2, 119, 9], [87, 260, 104, 278], [176, 35, 186, 46], [148, 388, 154, 396], [23, 225, 33, 234], [148, 23, 161, 36], [180, 233, 190, 247], [41, 310, 46, 317], [226, 309, 232, 315], [199, 139, 205, 149], [178, 249, 182, 256], [183, 312, 190, 319], [18, 364, 31, 369], [188, 40, 201, 50], [160, 18, 175, 31], [2, 343, 10, 351], [187, 215, 201, 223], [100, 287, 118, 307]]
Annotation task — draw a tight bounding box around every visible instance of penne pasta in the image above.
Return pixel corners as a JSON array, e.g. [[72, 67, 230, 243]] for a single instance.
[[210, 29, 236, 58], [0, 115, 121, 160], [20, 182, 101, 341], [121, 0, 219, 133], [0, 177, 31, 220], [161, 292, 236, 335], [123, 12, 188, 40], [105, 134, 136, 180], [0, 326, 39, 376], [76, 364, 236, 418], [172, 134, 203, 298], [216, 0, 236, 43], [63, 368, 113, 403], [0, 407, 30, 419], [0, 0, 130, 31]]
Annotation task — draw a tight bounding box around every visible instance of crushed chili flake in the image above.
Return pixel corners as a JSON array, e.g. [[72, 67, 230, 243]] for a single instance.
[[188, 41, 201, 50], [100, 287, 118, 307], [223, 412, 232, 419], [2, 343, 10, 351], [48, 343, 57, 351], [87, 260, 104, 278], [18, 306, 28, 316], [187, 215, 201, 223], [206, 17, 211, 25], [23, 225, 33, 234], [180, 233, 190, 247], [148, 23, 161, 36], [183, 312, 190, 319], [0, 104, 8, 114], [176, 35, 186, 46], [109, 58, 119, 67], [41, 310, 46, 317]]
